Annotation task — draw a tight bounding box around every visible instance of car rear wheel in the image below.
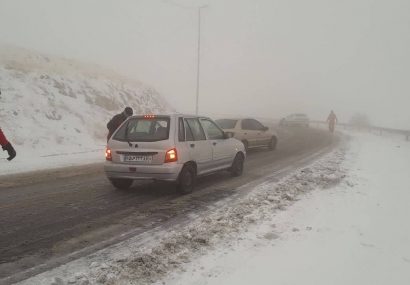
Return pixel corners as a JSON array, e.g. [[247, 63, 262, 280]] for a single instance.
[[110, 178, 133, 190], [230, 153, 244, 177], [268, 137, 277, 151], [177, 165, 196, 194]]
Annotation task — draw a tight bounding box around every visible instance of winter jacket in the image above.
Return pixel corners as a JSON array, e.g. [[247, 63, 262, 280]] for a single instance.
[[0, 128, 16, 161], [0, 128, 8, 147], [327, 113, 337, 124], [107, 113, 128, 141]]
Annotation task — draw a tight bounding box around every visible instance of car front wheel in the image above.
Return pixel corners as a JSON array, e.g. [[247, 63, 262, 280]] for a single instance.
[[177, 165, 196, 194], [230, 153, 244, 177], [242, 140, 249, 152], [268, 137, 277, 151]]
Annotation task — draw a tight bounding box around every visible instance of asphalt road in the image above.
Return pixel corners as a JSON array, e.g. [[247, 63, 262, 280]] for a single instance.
[[0, 127, 338, 284]]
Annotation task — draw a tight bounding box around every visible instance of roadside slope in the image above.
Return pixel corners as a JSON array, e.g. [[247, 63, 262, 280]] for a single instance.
[[0, 45, 171, 174]]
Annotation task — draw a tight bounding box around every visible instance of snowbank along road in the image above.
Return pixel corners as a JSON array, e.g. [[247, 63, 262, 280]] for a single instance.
[[158, 132, 410, 285], [0, 127, 338, 284]]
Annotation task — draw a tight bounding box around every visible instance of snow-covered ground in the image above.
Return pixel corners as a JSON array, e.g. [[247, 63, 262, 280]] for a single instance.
[[161, 131, 410, 285], [13, 131, 410, 285], [0, 45, 171, 175]]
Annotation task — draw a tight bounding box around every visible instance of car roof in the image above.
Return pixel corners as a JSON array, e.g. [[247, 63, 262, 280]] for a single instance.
[[130, 113, 210, 119], [216, 117, 266, 121], [286, 113, 307, 117], [216, 118, 241, 121]]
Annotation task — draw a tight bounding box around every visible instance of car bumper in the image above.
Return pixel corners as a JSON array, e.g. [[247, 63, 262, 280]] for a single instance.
[[104, 162, 183, 182], [287, 121, 309, 126]]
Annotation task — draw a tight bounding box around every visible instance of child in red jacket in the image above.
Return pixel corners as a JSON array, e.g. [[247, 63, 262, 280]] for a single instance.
[[0, 128, 16, 161]]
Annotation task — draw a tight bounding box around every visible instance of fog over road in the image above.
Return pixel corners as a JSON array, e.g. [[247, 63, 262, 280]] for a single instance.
[[0, 127, 338, 284]]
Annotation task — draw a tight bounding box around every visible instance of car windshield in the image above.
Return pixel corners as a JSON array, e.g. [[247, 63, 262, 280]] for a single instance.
[[113, 117, 170, 142], [216, 119, 237, 129]]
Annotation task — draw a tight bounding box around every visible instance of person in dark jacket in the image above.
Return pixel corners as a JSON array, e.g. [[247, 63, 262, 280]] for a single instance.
[[0, 127, 16, 161], [107, 107, 133, 141], [327, 110, 338, 133]]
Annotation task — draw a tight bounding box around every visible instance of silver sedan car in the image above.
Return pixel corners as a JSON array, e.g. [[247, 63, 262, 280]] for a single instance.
[[280, 113, 310, 127], [104, 114, 246, 193], [216, 118, 278, 151]]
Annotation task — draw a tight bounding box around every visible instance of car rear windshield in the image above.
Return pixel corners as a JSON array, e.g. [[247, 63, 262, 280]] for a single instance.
[[216, 119, 237, 129], [295, 114, 307, 118], [113, 117, 170, 142]]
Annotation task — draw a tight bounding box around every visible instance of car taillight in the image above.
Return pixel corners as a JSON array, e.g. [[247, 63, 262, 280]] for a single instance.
[[105, 147, 112, 161], [165, 148, 178, 163]]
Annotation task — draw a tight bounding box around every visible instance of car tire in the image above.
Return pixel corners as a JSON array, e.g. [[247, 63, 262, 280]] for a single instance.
[[230, 153, 244, 177], [242, 140, 249, 152], [268, 137, 277, 151], [177, 164, 196, 194], [110, 178, 133, 190]]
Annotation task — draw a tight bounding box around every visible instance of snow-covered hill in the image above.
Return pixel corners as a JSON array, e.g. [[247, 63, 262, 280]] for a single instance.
[[0, 46, 172, 159]]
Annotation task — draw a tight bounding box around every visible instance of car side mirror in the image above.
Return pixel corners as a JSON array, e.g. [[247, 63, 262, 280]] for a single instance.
[[262, 126, 269, 131], [224, 132, 234, 139]]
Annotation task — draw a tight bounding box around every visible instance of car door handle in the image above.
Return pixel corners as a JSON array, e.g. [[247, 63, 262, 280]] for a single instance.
[[190, 143, 195, 148], [213, 142, 217, 146]]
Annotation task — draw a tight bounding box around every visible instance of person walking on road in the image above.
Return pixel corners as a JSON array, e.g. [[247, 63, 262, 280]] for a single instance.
[[0, 127, 16, 161], [107, 107, 134, 141], [327, 110, 338, 133]]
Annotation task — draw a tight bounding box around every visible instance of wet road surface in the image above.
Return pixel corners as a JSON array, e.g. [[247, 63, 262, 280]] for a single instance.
[[0, 127, 338, 283]]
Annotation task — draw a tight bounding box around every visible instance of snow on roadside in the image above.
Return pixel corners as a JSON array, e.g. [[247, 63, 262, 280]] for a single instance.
[[161, 132, 410, 285], [18, 137, 347, 285], [0, 148, 104, 175], [0, 45, 171, 175]]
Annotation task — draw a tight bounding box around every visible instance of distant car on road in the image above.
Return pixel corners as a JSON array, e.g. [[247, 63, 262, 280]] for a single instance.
[[216, 118, 278, 151], [105, 114, 246, 193], [280, 113, 310, 127]]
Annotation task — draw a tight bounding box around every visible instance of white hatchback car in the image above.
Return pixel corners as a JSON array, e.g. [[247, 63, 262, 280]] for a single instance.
[[104, 114, 246, 193]]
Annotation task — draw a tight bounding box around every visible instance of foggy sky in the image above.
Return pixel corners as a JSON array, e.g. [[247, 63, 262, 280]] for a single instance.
[[1, 0, 409, 128]]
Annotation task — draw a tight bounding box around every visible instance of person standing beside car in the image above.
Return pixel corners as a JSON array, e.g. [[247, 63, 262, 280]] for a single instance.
[[106, 107, 133, 141], [327, 110, 338, 133]]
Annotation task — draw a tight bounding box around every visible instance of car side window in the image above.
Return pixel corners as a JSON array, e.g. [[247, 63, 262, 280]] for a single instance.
[[185, 118, 206, 141], [113, 120, 128, 139], [252, 119, 265, 130], [200, 119, 225, 140], [242, 119, 255, 130], [178, 117, 185, 142], [184, 120, 195, 141]]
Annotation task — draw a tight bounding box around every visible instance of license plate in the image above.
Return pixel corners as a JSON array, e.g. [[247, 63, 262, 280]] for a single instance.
[[124, 155, 153, 163]]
